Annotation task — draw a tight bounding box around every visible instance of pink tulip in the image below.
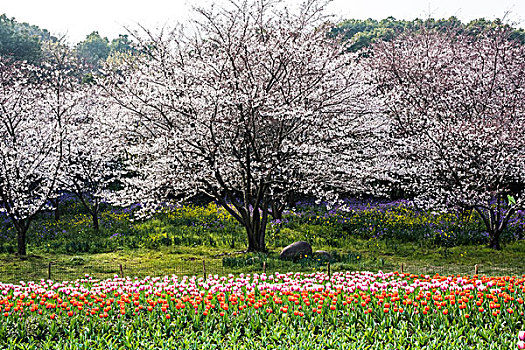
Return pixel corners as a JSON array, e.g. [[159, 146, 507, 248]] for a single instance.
[[520, 331, 525, 341], [518, 341, 525, 350]]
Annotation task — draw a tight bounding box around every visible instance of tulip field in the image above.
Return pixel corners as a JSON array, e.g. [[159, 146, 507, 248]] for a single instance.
[[0, 271, 524, 349]]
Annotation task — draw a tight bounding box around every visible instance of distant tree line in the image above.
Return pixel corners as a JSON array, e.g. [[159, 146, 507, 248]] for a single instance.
[[2, 13, 524, 64], [333, 16, 525, 52], [75, 32, 135, 68], [0, 14, 133, 67], [0, 14, 56, 63]]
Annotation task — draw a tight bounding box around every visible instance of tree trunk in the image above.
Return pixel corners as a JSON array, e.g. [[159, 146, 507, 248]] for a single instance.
[[50, 198, 60, 222], [246, 208, 268, 252], [270, 194, 294, 221], [488, 230, 502, 250], [474, 206, 512, 251], [247, 225, 266, 252], [271, 201, 283, 221], [91, 200, 100, 231], [247, 228, 258, 251], [92, 212, 99, 231], [17, 226, 28, 256], [76, 192, 100, 231]]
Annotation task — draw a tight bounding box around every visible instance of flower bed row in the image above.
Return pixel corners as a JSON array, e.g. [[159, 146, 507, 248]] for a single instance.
[[0, 271, 524, 349]]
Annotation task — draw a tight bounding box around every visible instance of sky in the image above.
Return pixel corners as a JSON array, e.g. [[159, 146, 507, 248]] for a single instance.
[[1, 0, 524, 44]]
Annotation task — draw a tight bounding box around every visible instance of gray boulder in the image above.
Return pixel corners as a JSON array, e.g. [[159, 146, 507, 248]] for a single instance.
[[313, 250, 332, 261], [280, 241, 312, 260]]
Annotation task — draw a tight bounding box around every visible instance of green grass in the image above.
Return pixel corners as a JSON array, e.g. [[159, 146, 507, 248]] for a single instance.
[[0, 199, 524, 284], [1, 237, 524, 283]]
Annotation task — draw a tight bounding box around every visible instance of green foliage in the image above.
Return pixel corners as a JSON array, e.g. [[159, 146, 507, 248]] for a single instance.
[[20, 198, 525, 257], [221, 251, 370, 272], [0, 14, 53, 63], [109, 34, 135, 54], [332, 17, 414, 51], [333, 16, 525, 52], [0, 312, 519, 349], [0, 198, 518, 284], [75, 32, 136, 69], [75, 31, 110, 67], [27, 202, 141, 254], [134, 203, 245, 249]]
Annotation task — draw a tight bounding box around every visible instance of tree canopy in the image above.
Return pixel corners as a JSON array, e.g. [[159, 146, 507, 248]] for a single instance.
[[75, 31, 111, 67], [333, 16, 525, 52], [101, 0, 374, 252], [1, 7, 525, 255], [368, 27, 525, 249], [0, 14, 55, 63]]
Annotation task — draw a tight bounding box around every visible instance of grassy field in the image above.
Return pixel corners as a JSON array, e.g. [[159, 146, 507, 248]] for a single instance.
[[1, 238, 525, 283], [0, 198, 524, 282]]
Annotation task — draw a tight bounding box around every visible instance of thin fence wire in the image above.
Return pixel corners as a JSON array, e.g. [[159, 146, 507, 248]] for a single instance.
[[0, 259, 523, 284], [398, 264, 524, 277]]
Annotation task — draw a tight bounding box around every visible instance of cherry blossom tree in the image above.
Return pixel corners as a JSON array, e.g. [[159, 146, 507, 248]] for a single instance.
[[369, 27, 525, 249], [0, 43, 91, 256], [0, 59, 62, 256], [103, 0, 373, 252], [60, 86, 122, 231]]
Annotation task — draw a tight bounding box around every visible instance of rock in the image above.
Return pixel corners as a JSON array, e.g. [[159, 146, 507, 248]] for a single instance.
[[313, 250, 332, 261], [279, 241, 312, 260]]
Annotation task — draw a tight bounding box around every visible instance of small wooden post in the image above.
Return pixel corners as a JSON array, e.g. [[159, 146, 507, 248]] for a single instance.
[[48, 262, 53, 280], [203, 259, 207, 281], [119, 264, 124, 277], [328, 261, 331, 279], [401, 263, 404, 274], [474, 264, 479, 275], [263, 261, 267, 274]]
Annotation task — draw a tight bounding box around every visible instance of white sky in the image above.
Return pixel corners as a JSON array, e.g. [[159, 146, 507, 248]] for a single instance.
[[1, 0, 523, 44]]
